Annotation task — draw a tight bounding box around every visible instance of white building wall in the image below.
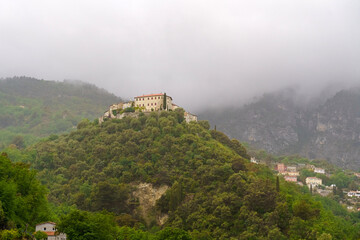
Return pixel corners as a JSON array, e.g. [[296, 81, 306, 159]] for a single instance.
[[134, 94, 173, 111], [35, 223, 56, 232]]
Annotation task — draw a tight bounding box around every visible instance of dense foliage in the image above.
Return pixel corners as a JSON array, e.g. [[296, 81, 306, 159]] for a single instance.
[[0, 153, 49, 238], [9, 110, 360, 239], [0, 76, 120, 149]]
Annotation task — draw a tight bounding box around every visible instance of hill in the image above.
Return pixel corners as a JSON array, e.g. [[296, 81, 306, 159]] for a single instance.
[[6, 110, 360, 239], [199, 88, 360, 169], [0, 76, 121, 149]]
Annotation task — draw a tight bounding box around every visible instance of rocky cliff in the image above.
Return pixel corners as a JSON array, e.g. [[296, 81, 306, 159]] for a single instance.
[[199, 88, 360, 169]]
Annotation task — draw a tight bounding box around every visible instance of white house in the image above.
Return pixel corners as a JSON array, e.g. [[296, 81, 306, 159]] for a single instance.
[[314, 168, 325, 174], [347, 191, 360, 198], [35, 222, 66, 240], [250, 157, 259, 164], [134, 93, 173, 111]]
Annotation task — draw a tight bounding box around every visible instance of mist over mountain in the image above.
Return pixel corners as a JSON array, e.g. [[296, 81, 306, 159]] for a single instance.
[[199, 87, 360, 169]]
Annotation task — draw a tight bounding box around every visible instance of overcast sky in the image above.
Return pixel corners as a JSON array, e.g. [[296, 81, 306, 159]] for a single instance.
[[0, 0, 359, 110]]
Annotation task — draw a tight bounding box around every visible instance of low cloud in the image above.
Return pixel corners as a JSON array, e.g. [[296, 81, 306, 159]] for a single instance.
[[0, 0, 359, 111]]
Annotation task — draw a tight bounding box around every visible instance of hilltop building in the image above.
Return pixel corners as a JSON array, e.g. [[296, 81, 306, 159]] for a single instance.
[[35, 222, 66, 240], [134, 93, 173, 111], [99, 93, 197, 123]]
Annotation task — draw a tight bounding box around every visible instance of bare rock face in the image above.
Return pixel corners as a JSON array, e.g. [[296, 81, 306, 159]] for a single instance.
[[132, 183, 169, 226], [199, 88, 360, 169]]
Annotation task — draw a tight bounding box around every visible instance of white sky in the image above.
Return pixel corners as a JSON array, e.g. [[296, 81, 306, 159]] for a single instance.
[[0, 0, 359, 110]]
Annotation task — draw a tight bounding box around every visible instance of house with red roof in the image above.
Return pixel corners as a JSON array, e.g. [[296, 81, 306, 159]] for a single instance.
[[35, 222, 66, 240]]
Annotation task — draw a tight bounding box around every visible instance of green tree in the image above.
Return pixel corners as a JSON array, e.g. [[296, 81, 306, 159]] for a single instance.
[[156, 227, 191, 240], [34, 231, 48, 240], [163, 93, 167, 110], [57, 210, 118, 240]]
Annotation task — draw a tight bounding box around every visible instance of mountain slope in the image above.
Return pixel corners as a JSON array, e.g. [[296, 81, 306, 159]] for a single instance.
[[0, 76, 121, 148], [8, 110, 359, 239], [199, 88, 360, 169]]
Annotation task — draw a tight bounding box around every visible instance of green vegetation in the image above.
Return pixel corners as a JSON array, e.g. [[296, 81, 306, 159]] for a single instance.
[[0, 153, 49, 238], [0, 76, 120, 149], [5, 110, 360, 239]]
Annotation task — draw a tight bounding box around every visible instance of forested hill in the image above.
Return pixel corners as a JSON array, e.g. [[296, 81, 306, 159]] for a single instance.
[[6, 110, 360, 239], [199, 88, 360, 169], [0, 76, 121, 148]]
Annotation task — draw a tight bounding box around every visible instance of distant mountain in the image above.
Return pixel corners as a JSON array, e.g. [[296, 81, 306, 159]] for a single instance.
[[0, 76, 121, 148], [199, 88, 360, 169]]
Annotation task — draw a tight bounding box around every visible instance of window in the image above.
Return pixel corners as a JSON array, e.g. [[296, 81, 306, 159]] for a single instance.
[[148, 98, 149, 100], [151, 97, 153, 100], [44, 227, 46, 230], [155, 103, 157, 105], [143, 98, 144, 100], [53, 228, 55, 230], [147, 103, 149, 106], [151, 103, 153, 106]]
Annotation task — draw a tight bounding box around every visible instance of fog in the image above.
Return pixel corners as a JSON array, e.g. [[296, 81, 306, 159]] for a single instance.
[[0, 0, 359, 111]]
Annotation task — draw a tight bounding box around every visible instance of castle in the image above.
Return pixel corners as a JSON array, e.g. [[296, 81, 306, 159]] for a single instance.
[[99, 93, 197, 123]]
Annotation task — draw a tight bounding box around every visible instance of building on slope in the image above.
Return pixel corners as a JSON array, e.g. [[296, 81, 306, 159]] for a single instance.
[[305, 177, 322, 188], [99, 93, 197, 123], [35, 222, 66, 240]]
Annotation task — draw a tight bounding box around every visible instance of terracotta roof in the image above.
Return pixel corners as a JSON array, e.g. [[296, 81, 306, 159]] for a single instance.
[[36, 222, 56, 226], [135, 93, 164, 98], [44, 231, 56, 236]]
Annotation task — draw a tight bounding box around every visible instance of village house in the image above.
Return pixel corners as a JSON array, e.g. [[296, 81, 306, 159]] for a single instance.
[[314, 168, 325, 174], [35, 222, 66, 240], [305, 177, 322, 187], [250, 157, 259, 164], [276, 163, 286, 173], [297, 163, 306, 169], [307, 164, 316, 170], [347, 191, 360, 198], [286, 166, 297, 172], [284, 175, 297, 182], [287, 171, 300, 177]]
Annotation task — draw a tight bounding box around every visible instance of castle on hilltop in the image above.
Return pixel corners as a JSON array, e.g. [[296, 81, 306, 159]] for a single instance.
[[99, 93, 197, 123]]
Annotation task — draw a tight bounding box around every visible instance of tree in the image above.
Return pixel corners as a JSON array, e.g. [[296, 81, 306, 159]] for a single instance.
[[57, 210, 118, 240], [34, 231, 48, 240], [163, 93, 167, 110], [169, 181, 184, 211], [156, 227, 191, 240], [10, 135, 25, 149], [276, 176, 280, 192]]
